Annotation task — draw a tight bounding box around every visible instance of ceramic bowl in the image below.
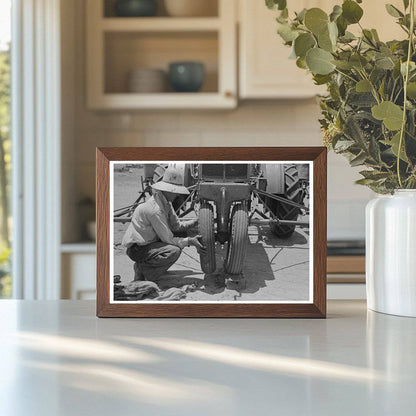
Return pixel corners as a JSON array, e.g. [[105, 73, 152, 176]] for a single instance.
[[127, 68, 167, 93], [114, 0, 158, 17], [168, 62, 205, 93]]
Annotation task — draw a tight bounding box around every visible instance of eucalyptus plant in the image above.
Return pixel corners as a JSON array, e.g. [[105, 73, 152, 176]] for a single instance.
[[266, 0, 416, 193]]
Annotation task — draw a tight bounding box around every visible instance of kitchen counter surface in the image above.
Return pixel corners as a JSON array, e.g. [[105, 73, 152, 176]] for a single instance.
[[0, 300, 415, 415]]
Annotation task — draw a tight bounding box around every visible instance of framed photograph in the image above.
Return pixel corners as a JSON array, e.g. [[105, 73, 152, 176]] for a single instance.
[[96, 147, 327, 318]]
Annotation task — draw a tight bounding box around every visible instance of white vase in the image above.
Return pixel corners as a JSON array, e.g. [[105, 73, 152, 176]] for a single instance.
[[366, 190, 416, 317]]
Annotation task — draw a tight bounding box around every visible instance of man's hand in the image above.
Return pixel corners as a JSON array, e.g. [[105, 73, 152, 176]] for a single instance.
[[189, 235, 207, 255]]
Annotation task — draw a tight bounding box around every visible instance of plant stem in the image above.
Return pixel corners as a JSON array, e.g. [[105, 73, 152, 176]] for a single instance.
[[397, 0, 415, 188], [334, 68, 357, 83]]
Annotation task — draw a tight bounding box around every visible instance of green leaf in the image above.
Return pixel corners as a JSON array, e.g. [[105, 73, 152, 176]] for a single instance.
[[350, 152, 368, 167], [306, 48, 335, 75], [277, 23, 299, 42], [317, 23, 338, 53], [336, 15, 348, 36], [401, 61, 416, 76], [356, 178, 377, 185], [359, 170, 391, 180], [334, 139, 355, 152], [344, 113, 369, 147], [328, 21, 338, 45], [371, 101, 404, 130], [383, 132, 409, 162], [342, 0, 363, 24], [318, 31, 333, 52], [362, 29, 375, 44], [295, 8, 307, 22], [296, 57, 307, 69], [393, 61, 402, 79], [369, 136, 381, 162], [340, 31, 356, 42], [304, 8, 329, 35], [370, 67, 385, 84], [349, 92, 377, 107], [333, 59, 353, 70], [375, 56, 395, 70], [403, 0, 410, 9], [371, 29, 380, 42], [385, 4, 403, 18], [313, 74, 332, 85], [330, 5, 343, 22], [407, 82, 416, 99], [379, 78, 386, 99], [350, 53, 368, 69], [356, 79, 372, 92], [266, 0, 287, 11], [294, 33, 315, 57]]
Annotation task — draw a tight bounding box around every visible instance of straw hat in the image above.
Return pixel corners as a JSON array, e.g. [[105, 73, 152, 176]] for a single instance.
[[151, 167, 190, 195]]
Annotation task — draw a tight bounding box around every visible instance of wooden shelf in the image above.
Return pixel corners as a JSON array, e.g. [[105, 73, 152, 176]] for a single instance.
[[61, 242, 96, 253], [101, 17, 221, 32], [89, 92, 235, 110]]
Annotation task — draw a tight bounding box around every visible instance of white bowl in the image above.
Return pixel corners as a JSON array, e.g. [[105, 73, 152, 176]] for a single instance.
[[127, 68, 167, 93], [164, 0, 217, 17]]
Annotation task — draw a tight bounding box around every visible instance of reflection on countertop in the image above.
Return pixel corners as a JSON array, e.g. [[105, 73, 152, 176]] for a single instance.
[[0, 300, 415, 415]]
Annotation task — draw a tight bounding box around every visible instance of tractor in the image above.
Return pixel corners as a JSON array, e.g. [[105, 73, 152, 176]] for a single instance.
[[196, 163, 308, 275], [114, 162, 309, 276]]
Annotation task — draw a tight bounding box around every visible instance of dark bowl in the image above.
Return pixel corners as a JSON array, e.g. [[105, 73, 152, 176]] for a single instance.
[[168, 62, 205, 93], [114, 0, 158, 17]]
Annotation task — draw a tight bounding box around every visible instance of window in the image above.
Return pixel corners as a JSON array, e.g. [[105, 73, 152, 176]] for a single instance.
[[0, 0, 11, 298]]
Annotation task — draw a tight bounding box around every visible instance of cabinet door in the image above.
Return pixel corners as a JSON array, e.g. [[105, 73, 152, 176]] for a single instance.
[[239, 0, 322, 99]]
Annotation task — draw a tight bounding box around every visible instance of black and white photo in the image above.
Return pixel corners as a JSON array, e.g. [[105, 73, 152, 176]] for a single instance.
[[110, 161, 313, 303]]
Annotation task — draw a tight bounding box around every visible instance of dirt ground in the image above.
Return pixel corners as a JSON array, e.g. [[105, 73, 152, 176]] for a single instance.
[[113, 166, 310, 302]]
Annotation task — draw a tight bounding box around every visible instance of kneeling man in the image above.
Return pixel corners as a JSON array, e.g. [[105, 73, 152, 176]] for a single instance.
[[122, 167, 206, 281]]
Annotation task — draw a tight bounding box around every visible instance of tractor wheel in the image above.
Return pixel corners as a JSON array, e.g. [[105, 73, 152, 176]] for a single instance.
[[268, 164, 302, 239], [199, 203, 216, 274], [225, 203, 248, 275]]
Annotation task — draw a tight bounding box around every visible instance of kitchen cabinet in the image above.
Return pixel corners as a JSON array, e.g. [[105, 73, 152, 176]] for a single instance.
[[86, 0, 237, 109], [238, 0, 404, 99], [239, 0, 324, 99], [61, 244, 96, 300]]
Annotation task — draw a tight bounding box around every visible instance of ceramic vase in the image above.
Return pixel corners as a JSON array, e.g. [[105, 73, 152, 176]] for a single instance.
[[366, 190, 416, 317]]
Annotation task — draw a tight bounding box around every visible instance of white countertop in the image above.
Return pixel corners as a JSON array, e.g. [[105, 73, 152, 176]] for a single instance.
[[0, 300, 415, 415]]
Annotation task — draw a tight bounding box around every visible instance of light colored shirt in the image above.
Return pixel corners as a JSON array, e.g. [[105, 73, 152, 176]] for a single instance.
[[122, 191, 191, 249]]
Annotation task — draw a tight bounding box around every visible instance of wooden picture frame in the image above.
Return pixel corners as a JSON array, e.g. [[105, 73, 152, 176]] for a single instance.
[[97, 147, 327, 318]]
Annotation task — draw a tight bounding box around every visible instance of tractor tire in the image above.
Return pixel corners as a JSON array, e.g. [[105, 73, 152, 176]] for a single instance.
[[268, 164, 302, 239], [225, 203, 248, 275], [199, 203, 216, 274]]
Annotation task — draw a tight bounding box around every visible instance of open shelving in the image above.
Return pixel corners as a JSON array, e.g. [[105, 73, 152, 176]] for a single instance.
[[86, 0, 237, 109]]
